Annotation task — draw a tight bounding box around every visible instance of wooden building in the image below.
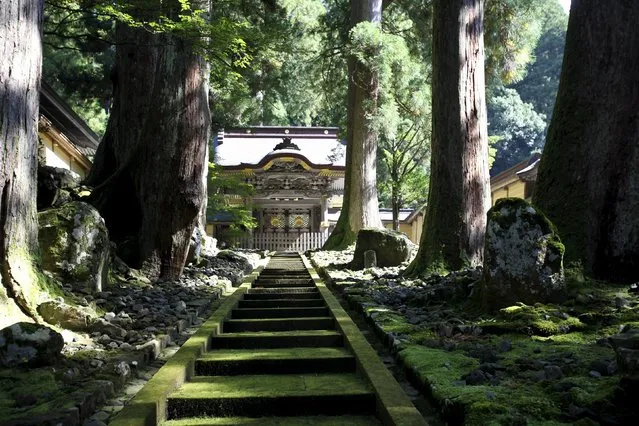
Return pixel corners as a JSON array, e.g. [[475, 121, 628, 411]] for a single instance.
[[210, 126, 346, 250], [38, 81, 99, 178], [490, 154, 541, 205], [379, 206, 426, 244]]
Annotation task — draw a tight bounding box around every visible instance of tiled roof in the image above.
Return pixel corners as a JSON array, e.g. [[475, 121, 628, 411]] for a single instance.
[[215, 126, 345, 168]]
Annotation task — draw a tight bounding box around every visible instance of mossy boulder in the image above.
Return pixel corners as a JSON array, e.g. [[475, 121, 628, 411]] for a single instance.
[[0, 322, 64, 367], [351, 228, 413, 270], [482, 198, 565, 310], [37, 300, 96, 331], [38, 201, 110, 294]]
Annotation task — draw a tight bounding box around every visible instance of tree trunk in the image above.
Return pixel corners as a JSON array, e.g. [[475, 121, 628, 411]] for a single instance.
[[0, 0, 44, 327], [86, 3, 211, 280], [405, 0, 490, 276], [391, 184, 400, 231], [323, 0, 383, 250], [533, 0, 639, 283]]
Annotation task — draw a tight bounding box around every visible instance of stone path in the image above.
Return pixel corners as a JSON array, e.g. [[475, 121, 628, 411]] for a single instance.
[[112, 253, 426, 425]]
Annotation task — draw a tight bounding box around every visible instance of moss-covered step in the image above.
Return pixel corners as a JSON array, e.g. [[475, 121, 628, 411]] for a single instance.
[[163, 415, 382, 425], [237, 299, 325, 308], [247, 287, 318, 294], [209, 330, 343, 349], [254, 277, 314, 283], [194, 347, 356, 375], [223, 317, 334, 332], [243, 292, 322, 300], [231, 307, 329, 319], [253, 280, 315, 288], [166, 374, 376, 418]]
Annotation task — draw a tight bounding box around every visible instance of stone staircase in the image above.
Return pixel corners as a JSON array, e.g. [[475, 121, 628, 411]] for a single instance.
[[162, 253, 383, 425]]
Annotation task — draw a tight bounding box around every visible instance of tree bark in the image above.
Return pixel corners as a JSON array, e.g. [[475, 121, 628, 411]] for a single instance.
[[323, 0, 383, 250], [533, 0, 639, 283], [391, 184, 400, 231], [86, 2, 211, 280], [405, 0, 490, 276], [0, 0, 44, 326]]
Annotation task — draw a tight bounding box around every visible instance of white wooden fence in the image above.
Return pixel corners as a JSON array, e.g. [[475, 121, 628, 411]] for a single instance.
[[232, 232, 328, 251]]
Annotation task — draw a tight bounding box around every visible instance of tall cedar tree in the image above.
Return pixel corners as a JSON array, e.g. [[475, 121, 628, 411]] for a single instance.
[[405, 0, 490, 276], [86, 1, 211, 280], [0, 0, 44, 326], [533, 0, 639, 283], [323, 0, 383, 250]]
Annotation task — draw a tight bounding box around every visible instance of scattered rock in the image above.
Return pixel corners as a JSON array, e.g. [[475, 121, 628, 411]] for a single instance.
[[37, 300, 96, 331], [615, 296, 630, 309], [37, 165, 80, 210], [482, 198, 565, 310], [544, 365, 564, 380], [463, 369, 488, 385], [91, 318, 127, 340], [610, 330, 639, 375], [38, 201, 110, 294], [0, 322, 64, 367], [498, 339, 512, 353], [350, 228, 413, 270]]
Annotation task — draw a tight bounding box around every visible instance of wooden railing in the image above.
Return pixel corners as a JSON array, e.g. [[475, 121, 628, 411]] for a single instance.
[[232, 232, 329, 251]]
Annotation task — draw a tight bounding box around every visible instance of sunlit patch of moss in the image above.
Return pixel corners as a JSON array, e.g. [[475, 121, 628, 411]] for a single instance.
[[370, 310, 415, 335], [480, 303, 586, 336], [398, 345, 563, 424], [565, 376, 619, 409], [406, 328, 438, 344]]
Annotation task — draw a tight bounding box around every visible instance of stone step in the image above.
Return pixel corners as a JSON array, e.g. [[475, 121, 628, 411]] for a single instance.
[[248, 287, 318, 294], [194, 347, 355, 375], [237, 299, 325, 309], [223, 317, 334, 332], [209, 330, 343, 349], [231, 307, 329, 319], [163, 415, 383, 425], [243, 292, 322, 300], [252, 280, 315, 288], [166, 374, 375, 419]]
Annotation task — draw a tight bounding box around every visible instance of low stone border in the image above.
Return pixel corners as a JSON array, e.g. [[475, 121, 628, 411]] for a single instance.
[[107, 266, 264, 426], [302, 256, 426, 426], [307, 257, 443, 419]]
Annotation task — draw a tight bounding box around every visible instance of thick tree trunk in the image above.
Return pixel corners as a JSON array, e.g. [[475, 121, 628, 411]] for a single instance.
[[323, 0, 383, 250], [86, 3, 211, 280], [0, 0, 44, 326], [533, 1, 639, 283], [405, 0, 490, 276]]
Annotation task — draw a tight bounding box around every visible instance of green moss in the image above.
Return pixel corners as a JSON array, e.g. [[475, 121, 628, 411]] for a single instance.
[[398, 345, 562, 424], [0, 369, 68, 419], [481, 303, 586, 336]]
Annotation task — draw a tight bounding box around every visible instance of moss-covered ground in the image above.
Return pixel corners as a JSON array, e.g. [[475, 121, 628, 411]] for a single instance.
[[313, 255, 639, 425]]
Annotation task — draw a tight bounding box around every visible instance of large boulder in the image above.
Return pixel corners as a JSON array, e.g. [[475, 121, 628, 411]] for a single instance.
[[37, 165, 79, 210], [37, 299, 96, 331], [482, 198, 565, 310], [351, 228, 413, 270], [38, 201, 110, 294], [0, 322, 64, 367]]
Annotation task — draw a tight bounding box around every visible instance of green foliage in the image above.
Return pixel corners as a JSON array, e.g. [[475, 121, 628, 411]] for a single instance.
[[487, 86, 547, 174], [207, 164, 256, 244], [43, 1, 115, 135], [512, 1, 568, 121], [484, 0, 546, 84]]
